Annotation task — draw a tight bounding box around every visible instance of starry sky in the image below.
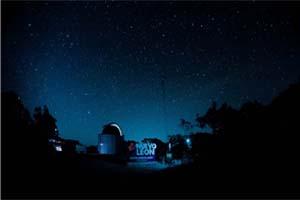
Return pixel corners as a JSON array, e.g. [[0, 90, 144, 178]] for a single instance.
[[2, 1, 300, 146]]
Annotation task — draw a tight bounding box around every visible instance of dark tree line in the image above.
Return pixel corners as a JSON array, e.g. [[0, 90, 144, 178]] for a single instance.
[[168, 82, 300, 185], [33, 105, 59, 140], [2, 92, 59, 159], [2, 91, 62, 196], [167, 134, 189, 160], [155, 81, 300, 197], [194, 82, 300, 165], [2, 81, 300, 198]]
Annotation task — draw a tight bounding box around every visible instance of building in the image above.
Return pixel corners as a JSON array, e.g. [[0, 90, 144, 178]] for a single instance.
[[76, 143, 87, 154], [98, 122, 125, 155], [62, 139, 80, 155], [48, 138, 81, 155], [48, 138, 63, 152]]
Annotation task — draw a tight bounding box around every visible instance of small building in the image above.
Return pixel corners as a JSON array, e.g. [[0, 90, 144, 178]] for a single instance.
[[98, 122, 125, 155], [62, 139, 80, 155], [48, 138, 63, 152], [76, 144, 87, 154]]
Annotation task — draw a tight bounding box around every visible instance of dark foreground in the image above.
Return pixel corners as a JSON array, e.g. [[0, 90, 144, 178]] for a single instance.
[[2, 153, 300, 199], [2, 81, 300, 199]]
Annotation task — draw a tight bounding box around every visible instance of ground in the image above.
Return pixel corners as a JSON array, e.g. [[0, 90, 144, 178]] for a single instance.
[[3, 153, 300, 199]]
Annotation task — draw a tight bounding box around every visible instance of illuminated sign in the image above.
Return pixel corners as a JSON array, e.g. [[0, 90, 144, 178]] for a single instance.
[[129, 142, 157, 161]]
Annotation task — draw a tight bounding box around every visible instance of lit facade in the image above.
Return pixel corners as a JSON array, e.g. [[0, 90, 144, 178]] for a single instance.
[[98, 123, 125, 155]]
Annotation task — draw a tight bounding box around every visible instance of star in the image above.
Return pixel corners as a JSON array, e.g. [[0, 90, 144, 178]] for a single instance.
[[2, 1, 299, 146]]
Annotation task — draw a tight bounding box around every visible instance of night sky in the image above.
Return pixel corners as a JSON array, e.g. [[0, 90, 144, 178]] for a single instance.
[[2, 1, 300, 146]]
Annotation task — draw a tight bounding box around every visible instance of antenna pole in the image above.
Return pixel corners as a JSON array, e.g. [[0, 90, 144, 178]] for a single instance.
[[160, 68, 167, 140]]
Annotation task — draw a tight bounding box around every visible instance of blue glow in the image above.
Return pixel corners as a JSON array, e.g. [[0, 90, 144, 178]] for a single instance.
[[186, 138, 191, 144], [3, 2, 300, 146]]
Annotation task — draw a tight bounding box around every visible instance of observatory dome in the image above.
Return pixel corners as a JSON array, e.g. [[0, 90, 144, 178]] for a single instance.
[[101, 122, 123, 136]]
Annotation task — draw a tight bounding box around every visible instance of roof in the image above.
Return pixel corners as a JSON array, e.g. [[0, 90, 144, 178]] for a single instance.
[[102, 122, 123, 136]]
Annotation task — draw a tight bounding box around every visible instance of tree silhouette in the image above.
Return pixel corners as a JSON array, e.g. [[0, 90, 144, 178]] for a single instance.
[[190, 80, 300, 179], [196, 102, 239, 135], [168, 134, 189, 160], [34, 105, 59, 140], [32, 105, 60, 157], [2, 91, 33, 157], [179, 118, 193, 134], [2, 91, 56, 197]]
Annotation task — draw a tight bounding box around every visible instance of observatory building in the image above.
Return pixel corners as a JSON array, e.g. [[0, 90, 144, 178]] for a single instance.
[[98, 122, 125, 155]]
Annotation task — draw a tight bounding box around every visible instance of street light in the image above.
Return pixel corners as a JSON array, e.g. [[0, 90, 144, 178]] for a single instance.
[[186, 138, 190, 144], [186, 138, 192, 150]]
